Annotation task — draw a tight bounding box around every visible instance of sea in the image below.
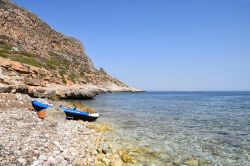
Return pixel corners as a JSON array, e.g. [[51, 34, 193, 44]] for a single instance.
[[80, 91, 250, 166]]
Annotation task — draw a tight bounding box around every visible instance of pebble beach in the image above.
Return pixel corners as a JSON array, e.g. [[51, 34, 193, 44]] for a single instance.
[[0, 93, 131, 166]]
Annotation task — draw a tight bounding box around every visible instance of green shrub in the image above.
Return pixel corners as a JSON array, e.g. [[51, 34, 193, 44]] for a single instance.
[[68, 73, 77, 84], [59, 70, 67, 84], [48, 51, 58, 56], [20, 51, 34, 57], [0, 52, 8, 58], [45, 59, 61, 70], [0, 43, 12, 50], [47, 51, 70, 70], [62, 76, 67, 84], [0, 48, 10, 58], [11, 56, 42, 67]]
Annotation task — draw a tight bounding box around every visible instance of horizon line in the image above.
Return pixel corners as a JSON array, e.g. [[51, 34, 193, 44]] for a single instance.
[[144, 90, 250, 92]]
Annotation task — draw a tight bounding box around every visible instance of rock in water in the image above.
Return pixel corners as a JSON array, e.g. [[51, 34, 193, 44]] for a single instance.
[[184, 159, 199, 166], [120, 153, 133, 163]]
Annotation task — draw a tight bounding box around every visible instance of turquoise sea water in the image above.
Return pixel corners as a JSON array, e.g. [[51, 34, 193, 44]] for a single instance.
[[81, 92, 250, 165]]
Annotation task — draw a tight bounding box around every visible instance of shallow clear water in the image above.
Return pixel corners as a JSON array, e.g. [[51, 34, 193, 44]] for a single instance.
[[81, 92, 250, 165]]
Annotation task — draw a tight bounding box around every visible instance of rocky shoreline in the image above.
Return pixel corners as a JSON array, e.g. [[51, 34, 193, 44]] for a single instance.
[[0, 0, 143, 100], [0, 57, 143, 100], [0, 93, 137, 166], [0, 1, 144, 165], [0, 83, 143, 100]]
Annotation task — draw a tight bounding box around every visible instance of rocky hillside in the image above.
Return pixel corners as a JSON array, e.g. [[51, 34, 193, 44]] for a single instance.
[[0, 0, 140, 99]]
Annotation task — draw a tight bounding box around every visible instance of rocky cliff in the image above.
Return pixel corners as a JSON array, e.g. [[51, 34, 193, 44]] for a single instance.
[[0, 0, 140, 99]]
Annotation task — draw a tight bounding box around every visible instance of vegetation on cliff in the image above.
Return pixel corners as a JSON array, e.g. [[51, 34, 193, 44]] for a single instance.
[[0, 0, 127, 87]]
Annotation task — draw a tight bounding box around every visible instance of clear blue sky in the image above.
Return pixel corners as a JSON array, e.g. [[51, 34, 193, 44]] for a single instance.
[[13, 0, 250, 91]]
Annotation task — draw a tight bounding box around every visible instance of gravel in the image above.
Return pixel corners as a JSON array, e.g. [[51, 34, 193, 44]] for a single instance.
[[0, 93, 104, 166]]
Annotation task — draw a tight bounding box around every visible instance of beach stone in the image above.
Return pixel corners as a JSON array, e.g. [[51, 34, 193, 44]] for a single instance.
[[91, 149, 98, 155], [62, 150, 69, 159], [94, 160, 105, 166], [109, 143, 113, 149], [31, 160, 40, 166], [55, 155, 64, 163], [109, 154, 120, 162], [172, 160, 180, 166], [17, 158, 26, 164], [47, 156, 56, 165], [106, 153, 112, 159], [110, 158, 123, 166], [60, 159, 68, 166], [42, 161, 50, 166], [96, 153, 105, 161], [38, 154, 47, 161], [101, 143, 110, 154], [203, 160, 213, 164], [120, 153, 134, 163], [101, 157, 110, 165]]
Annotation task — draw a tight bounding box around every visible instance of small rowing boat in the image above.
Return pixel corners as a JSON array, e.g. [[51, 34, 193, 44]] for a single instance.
[[59, 105, 99, 121], [31, 100, 99, 121]]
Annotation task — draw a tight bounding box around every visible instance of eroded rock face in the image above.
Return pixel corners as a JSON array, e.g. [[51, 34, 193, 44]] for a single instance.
[[0, 1, 142, 98], [0, 0, 127, 84], [0, 58, 141, 99], [0, 0, 94, 69]]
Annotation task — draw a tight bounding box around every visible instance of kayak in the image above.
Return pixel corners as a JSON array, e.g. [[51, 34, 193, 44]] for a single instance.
[[59, 105, 99, 121], [31, 100, 99, 121], [31, 100, 51, 112]]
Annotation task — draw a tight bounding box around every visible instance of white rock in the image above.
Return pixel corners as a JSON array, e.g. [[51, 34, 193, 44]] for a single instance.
[[47, 156, 56, 165], [38, 154, 47, 161], [55, 155, 64, 163], [60, 159, 68, 166], [17, 158, 26, 164], [52, 150, 60, 157], [31, 160, 40, 166]]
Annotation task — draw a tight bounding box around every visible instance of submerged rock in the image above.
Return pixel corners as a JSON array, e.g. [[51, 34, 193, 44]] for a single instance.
[[184, 159, 199, 166], [120, 152, 134, 163], [87, 123, 112, 132]]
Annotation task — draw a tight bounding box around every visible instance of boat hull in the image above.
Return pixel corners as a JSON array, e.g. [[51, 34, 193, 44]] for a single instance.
[[32, 100, 51, 112], [60, 105, 99, 122], [31, 101, 99, 121], [64, 111, 98, 121]]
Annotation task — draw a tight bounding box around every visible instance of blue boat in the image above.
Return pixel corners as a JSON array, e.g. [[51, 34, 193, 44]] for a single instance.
[[31, 100, 99, 121], [31, 100, 51, 112], [59, 105, 99, 121]]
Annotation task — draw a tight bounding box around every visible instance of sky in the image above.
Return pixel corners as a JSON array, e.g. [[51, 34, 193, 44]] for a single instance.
[[12, 0, 250, 91]]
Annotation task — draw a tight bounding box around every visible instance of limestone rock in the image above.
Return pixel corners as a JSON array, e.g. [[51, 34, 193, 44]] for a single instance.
[[0, 1, 142, 99], [110, 158, 123, 166], [38, 154, 47, 161], [47, 156, 56, 165], [120, 153, 133, 163]]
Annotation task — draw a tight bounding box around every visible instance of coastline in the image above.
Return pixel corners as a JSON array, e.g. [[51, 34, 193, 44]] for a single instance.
[[0, 56, 143, 100], [0, 83, 144, 100], [0, 93, 102, 165], [0, 93, 143, 166]]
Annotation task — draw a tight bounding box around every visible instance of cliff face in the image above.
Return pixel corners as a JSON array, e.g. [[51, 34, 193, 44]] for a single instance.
[[0, 0, 140, 98]]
